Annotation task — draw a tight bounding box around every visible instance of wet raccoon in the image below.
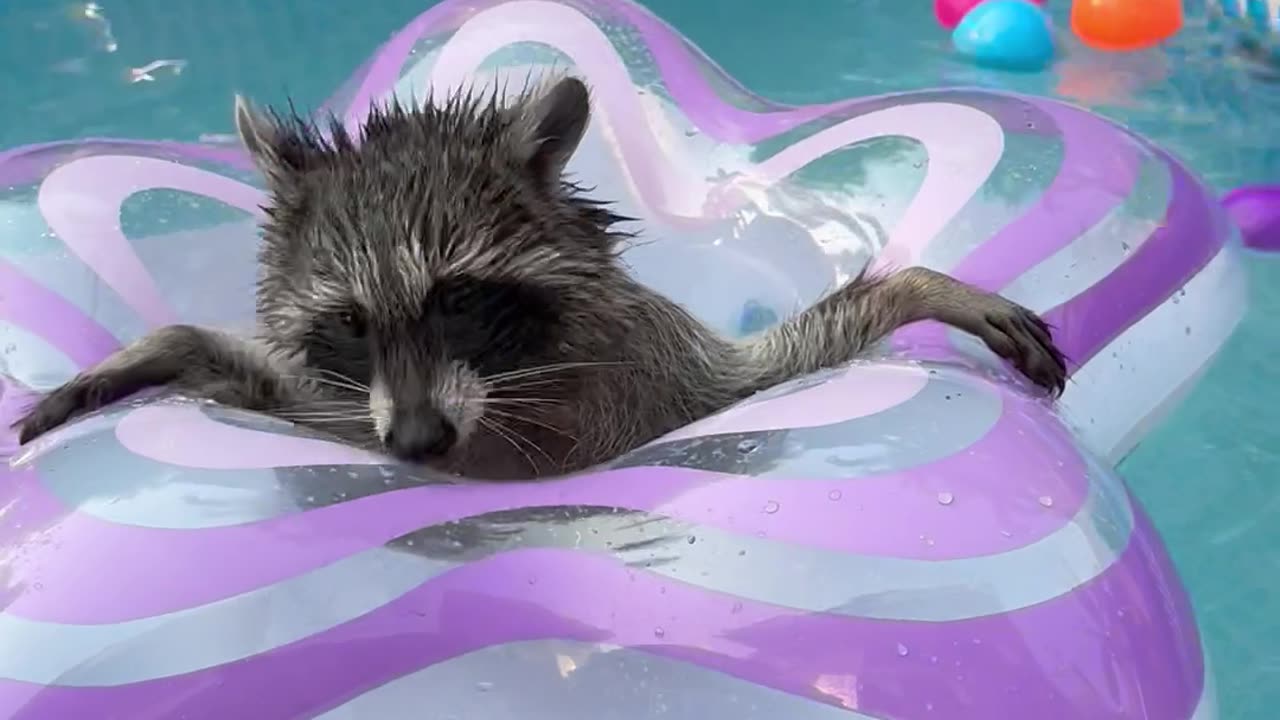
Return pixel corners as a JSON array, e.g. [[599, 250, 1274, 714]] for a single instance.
[[13, 76, 1067, 480]]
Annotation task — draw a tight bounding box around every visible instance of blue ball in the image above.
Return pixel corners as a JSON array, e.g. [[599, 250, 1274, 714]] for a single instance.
[[952, 0, 1055, 72]]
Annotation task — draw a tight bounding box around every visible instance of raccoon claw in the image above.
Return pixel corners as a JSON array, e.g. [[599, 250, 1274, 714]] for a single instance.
[[974, 303, 1068, 397], [11, 375, 115, 445]]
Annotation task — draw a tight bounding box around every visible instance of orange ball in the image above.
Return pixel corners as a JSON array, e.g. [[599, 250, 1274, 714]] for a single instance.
[[1070, 0, 1183, 51]]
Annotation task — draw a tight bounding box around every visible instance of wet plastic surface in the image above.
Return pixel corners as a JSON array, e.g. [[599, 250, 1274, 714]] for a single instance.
[[0, 0, 1245, 717]]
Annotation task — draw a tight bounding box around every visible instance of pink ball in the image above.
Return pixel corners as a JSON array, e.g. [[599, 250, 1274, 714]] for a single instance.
[[935, 0, 1045, 29]]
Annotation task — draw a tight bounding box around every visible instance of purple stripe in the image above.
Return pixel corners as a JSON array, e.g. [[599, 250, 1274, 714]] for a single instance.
[[4, 386, 1089, 623], [1042, 148, 1223, 368], [0, 261, 120, 372], [0, 499, 1201, 720], [0, 139, 251, 186], [947, 99, 1142, 292]]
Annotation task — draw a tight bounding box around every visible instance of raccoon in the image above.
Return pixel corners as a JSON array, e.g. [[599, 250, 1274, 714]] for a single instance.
[[13, 75, 1067, 480]]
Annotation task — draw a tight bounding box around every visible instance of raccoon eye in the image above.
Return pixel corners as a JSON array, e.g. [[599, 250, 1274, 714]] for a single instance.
[[337, 308, 367, 338]]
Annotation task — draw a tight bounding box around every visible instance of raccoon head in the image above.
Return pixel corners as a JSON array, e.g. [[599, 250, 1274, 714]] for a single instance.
[[234, 75, 633, 466]]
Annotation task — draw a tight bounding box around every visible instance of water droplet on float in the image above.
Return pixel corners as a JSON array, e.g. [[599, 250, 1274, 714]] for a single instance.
[[731, 601, 744, 614], [653, 627, 666, 639], [937, 491, 954, 506], [736, 438, 760, 454], [1038, 495, 1055, 508], [828, 489, 842, 501], [762, 500, 780, 514], [528, 576, 537, 585], [1000, 529, 1012, 538], [896, 642, 910, 657]]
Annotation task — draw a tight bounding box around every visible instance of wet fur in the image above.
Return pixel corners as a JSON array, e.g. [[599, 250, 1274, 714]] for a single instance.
[[13, 76, 1067, 480]]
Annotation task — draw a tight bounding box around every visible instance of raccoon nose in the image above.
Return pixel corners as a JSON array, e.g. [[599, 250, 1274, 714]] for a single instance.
[[385, 409, 458, 462]]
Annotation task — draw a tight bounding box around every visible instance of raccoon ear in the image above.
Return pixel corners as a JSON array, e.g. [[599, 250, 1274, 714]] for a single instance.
[[234, 94, 299, 184], [513, 77, 591, 181]]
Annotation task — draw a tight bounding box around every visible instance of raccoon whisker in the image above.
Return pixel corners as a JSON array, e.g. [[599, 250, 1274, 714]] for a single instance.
[[281, 399, 370, 408], [485, 377, 566, 392], [487, 360, 630, 380], [484, 360, 632, 385], [482, 407, 578, 442], [282, 412, 373, 422], [485, 382, 571, 398], [481, 413, 557, 467], [281, 373, 370, 395], [276, 403, 371, 416], [307, 377, 371, 394], [479, 416, 540, 472], [276, 413, 372, 423], [312, 367, 371, 391], [275, 407, 372, 419], [477, 397, 562, 408], [277, 407, 369, 415]]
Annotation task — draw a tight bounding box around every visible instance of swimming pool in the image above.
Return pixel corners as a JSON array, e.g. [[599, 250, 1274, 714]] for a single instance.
[[2, 0, 1277, 717]]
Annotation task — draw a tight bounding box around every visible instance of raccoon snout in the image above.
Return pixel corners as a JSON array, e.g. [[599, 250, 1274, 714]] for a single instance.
[[384, 407, 458, 462]]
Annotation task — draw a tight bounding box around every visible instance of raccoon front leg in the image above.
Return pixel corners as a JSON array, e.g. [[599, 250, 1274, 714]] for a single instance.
[[12, 324, 297, 444], [750, 266, 1068, 394]]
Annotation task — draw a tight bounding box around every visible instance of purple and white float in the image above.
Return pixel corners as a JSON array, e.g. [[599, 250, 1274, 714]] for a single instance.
[[0, 0, 1243, 717]]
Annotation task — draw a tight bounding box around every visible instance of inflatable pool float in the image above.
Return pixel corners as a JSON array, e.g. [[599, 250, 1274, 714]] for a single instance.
[[0, 0, 1245, 717], [1224, 184, 1280, 250]]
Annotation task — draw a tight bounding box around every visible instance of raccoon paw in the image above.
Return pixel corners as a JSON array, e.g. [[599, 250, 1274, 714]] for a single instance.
[[967, 300, 1068, 397], [12, 374, 120, 444]]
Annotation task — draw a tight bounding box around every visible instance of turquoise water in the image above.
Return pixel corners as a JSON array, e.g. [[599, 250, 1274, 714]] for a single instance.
[[3, 0, 1278, 717]]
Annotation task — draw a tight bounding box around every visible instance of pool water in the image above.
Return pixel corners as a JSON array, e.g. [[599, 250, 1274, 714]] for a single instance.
[[3, 0, 1278, 717]]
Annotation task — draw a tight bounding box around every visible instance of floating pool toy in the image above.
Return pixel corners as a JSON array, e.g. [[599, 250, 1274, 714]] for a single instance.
[[934, 0, 1045, 30], [1071, 0, 1183, 51], [0, 0, 1243, 717], [952, 0, 1056, 72], [1224, 184, 1280, 251]]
